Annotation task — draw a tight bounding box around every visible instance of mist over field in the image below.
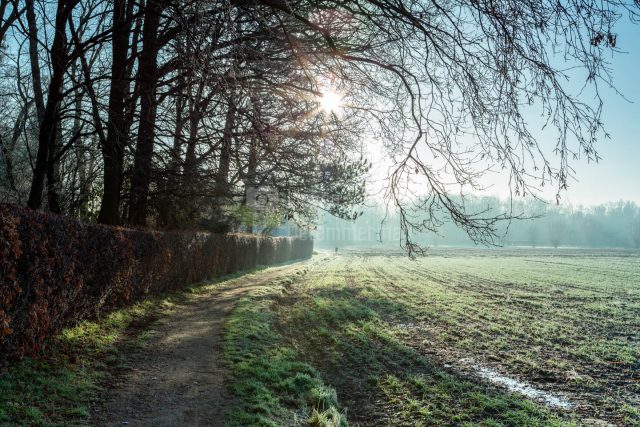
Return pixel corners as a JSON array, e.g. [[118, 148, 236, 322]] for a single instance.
[[316, 197, 640, 250]]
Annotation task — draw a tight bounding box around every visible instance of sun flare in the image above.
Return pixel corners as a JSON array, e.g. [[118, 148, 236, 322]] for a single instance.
[[319, 89, 343, 113]]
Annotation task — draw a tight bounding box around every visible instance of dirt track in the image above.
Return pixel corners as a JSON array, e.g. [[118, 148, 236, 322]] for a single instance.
[[92, 264, 300, 427]]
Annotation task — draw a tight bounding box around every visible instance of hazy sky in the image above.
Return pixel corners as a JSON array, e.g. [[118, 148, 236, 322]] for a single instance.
[[475, 19, 640, 207], [532, 19, 640, 206], [362, 18, 640, 208]]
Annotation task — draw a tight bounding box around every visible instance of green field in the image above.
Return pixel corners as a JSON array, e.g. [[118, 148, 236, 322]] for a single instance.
[[224, 248, 640, 426]]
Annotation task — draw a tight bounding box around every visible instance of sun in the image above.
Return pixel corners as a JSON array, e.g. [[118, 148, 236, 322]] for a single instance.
[[319, 89, 343, 113]]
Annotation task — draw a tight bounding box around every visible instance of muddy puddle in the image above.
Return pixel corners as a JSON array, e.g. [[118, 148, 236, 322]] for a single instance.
[[473, 364, 573, 409], [394, 322, 573, 410]]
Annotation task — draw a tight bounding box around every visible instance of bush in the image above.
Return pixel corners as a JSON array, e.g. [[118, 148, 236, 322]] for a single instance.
[[0, 204, 312, 363]]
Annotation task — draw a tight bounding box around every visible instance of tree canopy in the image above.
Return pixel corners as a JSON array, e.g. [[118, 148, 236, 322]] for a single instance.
[[0, 0, 637, 253]]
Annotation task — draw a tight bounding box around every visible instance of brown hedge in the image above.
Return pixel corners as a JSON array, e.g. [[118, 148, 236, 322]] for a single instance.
[[0, 204, 312, 363]]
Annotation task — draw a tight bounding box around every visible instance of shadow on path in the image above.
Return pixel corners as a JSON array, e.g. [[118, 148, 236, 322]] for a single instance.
[[91, 263, 304, 427]]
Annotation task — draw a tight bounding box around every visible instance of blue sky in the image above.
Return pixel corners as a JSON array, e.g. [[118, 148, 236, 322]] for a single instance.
[[552, 19, 640, 206], [362, 18, 640, 208]]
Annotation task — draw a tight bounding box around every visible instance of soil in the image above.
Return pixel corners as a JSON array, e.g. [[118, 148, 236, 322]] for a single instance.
[[91, 264, 300, 427]]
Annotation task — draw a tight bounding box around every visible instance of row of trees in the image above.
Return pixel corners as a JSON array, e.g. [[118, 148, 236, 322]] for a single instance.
[[318, 199, 640, 249], [0, 0, 369, 231], [0, 0, 638, 249]]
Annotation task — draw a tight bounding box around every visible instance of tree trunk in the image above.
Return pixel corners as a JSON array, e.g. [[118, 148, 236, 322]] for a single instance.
[[128, 0, 161, 226], [0, 103, 28, 197], [244, 138, 258, 233], [24, 0, 45, 122], [46, 123, 62, 213], [212, 100, 236, 211], [27, 0, 73, 209], [98, 0, 131, 225], [156, 87, 185, 228], [215, 102, 235, 196], [0, 1, 22, 46], [183, 84, 201, 194], [0, 136, 16, 196], [71, 90, 87, 218]]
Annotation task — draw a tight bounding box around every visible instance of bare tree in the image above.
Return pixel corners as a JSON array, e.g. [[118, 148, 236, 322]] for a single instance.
[[631, 217, 640, 249], [26, 0, 79, 211], [98, 0, 135, 225], [236, 0, 639, 253], [549, 214, 568, 249]]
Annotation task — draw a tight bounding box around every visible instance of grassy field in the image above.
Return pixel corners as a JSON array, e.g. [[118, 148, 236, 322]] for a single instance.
[[1, 248, 638, 426], [224, 248, 640, 426]]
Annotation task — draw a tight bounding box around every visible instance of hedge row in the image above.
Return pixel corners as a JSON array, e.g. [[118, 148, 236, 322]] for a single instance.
[[0, 204, 313, 363]]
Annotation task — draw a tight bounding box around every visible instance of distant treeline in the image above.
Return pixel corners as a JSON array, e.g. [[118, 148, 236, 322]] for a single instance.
[[316, 197, 640, 249]]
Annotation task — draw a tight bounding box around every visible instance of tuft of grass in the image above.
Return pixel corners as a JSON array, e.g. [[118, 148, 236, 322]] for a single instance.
[[308, 407, 346, 427], [622, 404, 640, 426]]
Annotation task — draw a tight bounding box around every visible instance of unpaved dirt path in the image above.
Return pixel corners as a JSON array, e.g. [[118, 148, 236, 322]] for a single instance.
[[92, 263, 302, 427]]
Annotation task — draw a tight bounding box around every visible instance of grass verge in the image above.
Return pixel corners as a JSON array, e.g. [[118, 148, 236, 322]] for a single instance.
[[0, 270, 250, 427], [0, 299, 166, 426], [222, 274, 346, 427]]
